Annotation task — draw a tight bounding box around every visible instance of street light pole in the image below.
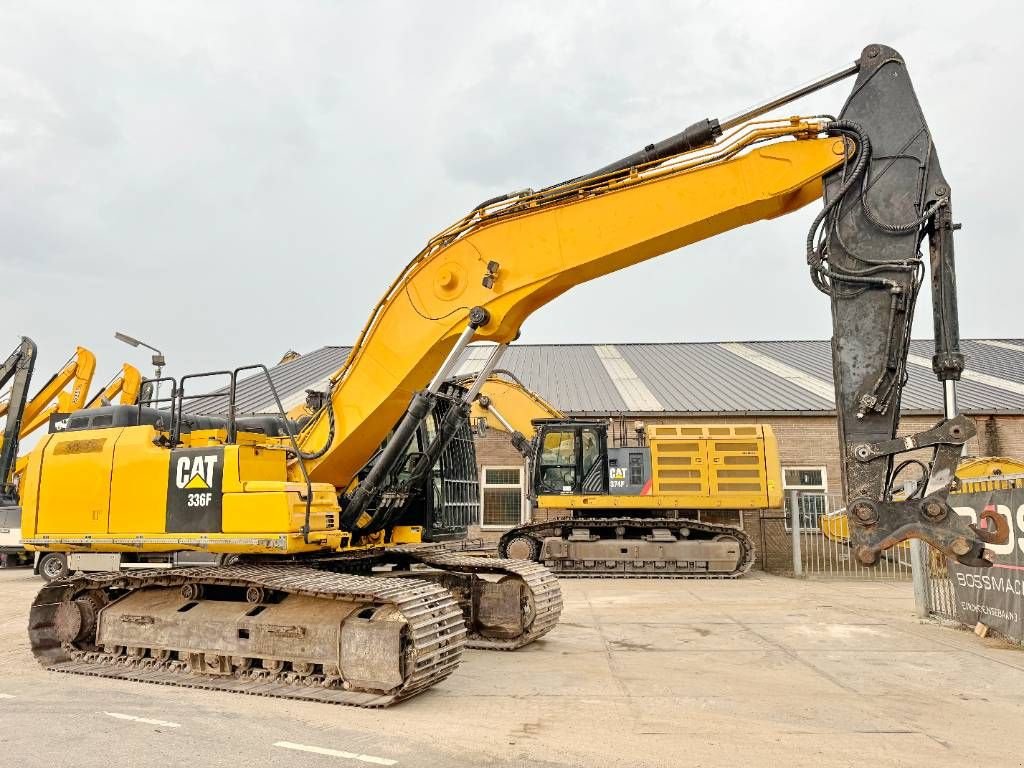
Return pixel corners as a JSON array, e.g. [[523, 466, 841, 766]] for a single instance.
[[114, 332, 166, 403]]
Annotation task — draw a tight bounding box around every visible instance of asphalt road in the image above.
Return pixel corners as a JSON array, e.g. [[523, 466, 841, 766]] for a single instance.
[[2, 567, 1023, 768]]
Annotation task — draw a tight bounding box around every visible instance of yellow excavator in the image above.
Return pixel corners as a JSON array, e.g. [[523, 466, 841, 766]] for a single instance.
[[465, 370, 781, 576], [1, 349, 141, 568], [19, 44, 1007, 707]]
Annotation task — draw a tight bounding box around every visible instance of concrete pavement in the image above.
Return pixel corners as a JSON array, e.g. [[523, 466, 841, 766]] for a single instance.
[[1, 568, 1021, 767]]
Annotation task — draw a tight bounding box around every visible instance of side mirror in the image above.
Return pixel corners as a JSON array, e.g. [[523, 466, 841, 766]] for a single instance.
[[473, 416, 488, 437]]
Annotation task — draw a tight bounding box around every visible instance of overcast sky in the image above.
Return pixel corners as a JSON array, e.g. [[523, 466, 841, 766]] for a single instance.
[[2, 1, 1019, 389]]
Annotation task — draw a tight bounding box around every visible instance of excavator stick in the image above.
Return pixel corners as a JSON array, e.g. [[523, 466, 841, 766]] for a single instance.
[[0, 337, 36, 503], [813, 45, 996, 566]]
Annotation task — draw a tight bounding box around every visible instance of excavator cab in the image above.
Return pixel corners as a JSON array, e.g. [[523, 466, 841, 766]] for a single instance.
[[532, 420, 609, 496]]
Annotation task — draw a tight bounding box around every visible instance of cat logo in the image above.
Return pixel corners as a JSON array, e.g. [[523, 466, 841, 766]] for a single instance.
[[175, 454, 219, 490], [166, 447, 224, 533]]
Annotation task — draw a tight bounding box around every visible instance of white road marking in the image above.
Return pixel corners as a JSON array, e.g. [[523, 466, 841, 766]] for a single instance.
[[0, 693, 14, 699], [274, 741, 397, 765], [103, 712, 181, 728]]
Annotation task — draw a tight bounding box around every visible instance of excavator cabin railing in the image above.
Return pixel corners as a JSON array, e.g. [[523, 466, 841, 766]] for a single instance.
[[139, 367, 317, 544]]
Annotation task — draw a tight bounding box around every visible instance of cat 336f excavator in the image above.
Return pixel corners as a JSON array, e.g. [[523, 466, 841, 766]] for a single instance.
[[464, 371, 780, 577], [19, 44, 1007, 707]]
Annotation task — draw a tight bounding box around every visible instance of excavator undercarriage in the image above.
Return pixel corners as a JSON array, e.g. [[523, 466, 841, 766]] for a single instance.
[[30, 548, 562, 708], [500, 518, 756, 578], [31, 565, 467, 707]]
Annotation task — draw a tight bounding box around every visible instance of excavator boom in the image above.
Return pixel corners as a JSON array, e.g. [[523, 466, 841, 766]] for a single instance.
[[296, 123, 841, 488], [17, 347, 96, 435], [85, 363, 143, 408]]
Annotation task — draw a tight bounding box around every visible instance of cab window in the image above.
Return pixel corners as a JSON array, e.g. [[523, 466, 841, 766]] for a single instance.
[[537, 430, 577, 493]]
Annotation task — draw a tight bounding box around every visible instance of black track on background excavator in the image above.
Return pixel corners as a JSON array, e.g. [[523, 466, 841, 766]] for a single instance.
[[498, 517, 756, 578]]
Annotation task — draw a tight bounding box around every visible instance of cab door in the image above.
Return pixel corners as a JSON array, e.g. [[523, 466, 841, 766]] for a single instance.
[[533, 423, 609, 496]]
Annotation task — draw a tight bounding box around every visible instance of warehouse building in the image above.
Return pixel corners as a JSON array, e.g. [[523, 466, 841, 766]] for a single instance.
[[191, 339, 1024, 558]]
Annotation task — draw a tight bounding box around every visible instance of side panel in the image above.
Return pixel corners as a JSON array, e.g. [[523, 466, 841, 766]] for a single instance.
[[165, 447, 225, 533], [707, 428, 770, 508], [108, 427, 171, 534], [648, 428, 708, 500], [36, 430, 119, 534], [607, 447, 651, 496], [763, 426, 782, 508]]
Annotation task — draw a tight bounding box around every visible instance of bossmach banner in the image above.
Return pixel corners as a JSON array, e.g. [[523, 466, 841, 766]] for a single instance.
[[948, 489, 1024, 643]]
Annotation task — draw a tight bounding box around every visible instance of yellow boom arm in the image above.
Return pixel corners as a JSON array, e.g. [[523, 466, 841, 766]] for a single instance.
[[296, 120, 844, 486], [467, 372, 562, 438], [86, 363, 143, 408], [10, 346, 96, 437]]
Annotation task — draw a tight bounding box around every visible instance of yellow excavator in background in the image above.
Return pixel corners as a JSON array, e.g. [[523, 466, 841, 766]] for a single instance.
[[465, 370, 781, 576], [84, 363, 144, 411], [18, 44, 1007, 708], [820, 456, 1024, 544], [2, 350, 141, 567], [2, 346, 96, 442]]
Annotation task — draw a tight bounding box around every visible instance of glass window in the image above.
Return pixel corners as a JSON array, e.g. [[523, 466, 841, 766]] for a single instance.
[[785, 468, 823, 487], [581, 429, 601, 475], [481, 466, 523, 528], [540, 430, 575, 465], [537, 430, 577, 493], [485, 468, 520, 485], [782, 466, 828, 531], [628, 452, 643, 486]]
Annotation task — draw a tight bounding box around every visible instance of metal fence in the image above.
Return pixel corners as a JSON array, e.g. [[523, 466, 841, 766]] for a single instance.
[[758, 492, 911, 580], [922, 551, 959, 621]]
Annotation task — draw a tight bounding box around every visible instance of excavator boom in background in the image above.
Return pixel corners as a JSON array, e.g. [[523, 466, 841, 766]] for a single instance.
[[85, 363, 143, 410], [17, 44, 1006, 708], [0, 338, 37, 506], [1, 349, 140, 566], [14, 347, 96, 437]]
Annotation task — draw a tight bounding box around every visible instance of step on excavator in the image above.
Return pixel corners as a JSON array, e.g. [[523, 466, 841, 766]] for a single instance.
[[19, 44, 1007, 707], [464, 370, 778, 577]]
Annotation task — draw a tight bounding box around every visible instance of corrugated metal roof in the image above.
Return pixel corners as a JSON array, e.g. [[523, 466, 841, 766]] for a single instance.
[[185, 346, 351, 415], [190, 339, 1024, 416]]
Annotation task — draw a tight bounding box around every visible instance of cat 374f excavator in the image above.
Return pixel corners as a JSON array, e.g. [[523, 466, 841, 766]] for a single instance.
[[464, 371, 780, 577], [19, 44, 1007, 707]]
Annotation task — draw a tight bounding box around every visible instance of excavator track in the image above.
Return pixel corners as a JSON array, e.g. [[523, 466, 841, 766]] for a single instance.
[[28, 564, 466, 708], [499, 517, 756, 579], [395, 550, 562, 650]]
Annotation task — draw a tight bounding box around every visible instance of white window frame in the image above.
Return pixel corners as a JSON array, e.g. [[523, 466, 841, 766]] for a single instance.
[[782, 466, 828, 531], [480, 465, 526, 530]]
